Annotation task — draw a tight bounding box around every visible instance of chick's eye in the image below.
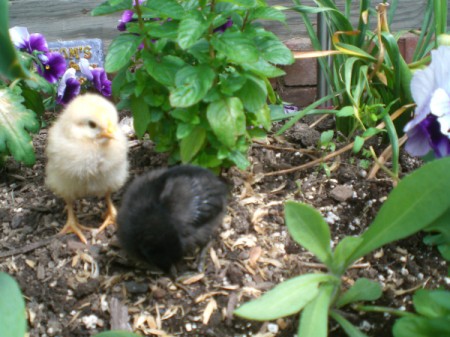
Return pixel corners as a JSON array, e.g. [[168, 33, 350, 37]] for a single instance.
[[88, 121, 97, 129]]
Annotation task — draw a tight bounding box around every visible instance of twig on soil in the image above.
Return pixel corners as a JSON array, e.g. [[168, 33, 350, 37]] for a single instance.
[[368, 135, 408, 180], [0, 234, 63, 258]]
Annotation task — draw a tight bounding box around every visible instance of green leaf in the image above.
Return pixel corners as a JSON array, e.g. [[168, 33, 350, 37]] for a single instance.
[[207, 97, 246, 148], [353, 135, 364, 153], [220, 72, 247, 95], [320, 130, 334, 145], [0, 272, 27, 337], [285, 201, 333, 267], [91, 0, 132, 16], [0, 88, 39, 165], [234, 273, 336, 321], [130, 95, 151, 138], [347, 157, 450, 265], [211, 31, 259, 64], [105, 34, 142, 72], [255, 33, 294, 65], [92, 331, 141, 337], [144, 0, 184, 19], [332, 236, 364, 274], [336, 278, 382, 308], [236, 75, 267, 112], [142, 20, 179, 39], [218, 0, 257, 7], [180, 126, 206, 162], [331, 311, 369, 337], [298, 283, 334, 337], [337, 106, 355, 117], [143, 52, 185, 87], [413, 289, 450, 318], [228, 149, 250, 169], [0, 2, 29, 80], [393, 317, 450, 337], [178, 11, 209, 49], [248, 7, 286, 22], [242, 57, 286, 78], [170, 65, 215, 107]]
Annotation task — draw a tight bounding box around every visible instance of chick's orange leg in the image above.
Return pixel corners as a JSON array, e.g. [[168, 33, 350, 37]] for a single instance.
[[59, 201, 88, 244], [97, 193, 117, 233]]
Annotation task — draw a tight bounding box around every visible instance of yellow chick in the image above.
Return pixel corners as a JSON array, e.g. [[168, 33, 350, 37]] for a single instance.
[[45, 94, 129, 244]]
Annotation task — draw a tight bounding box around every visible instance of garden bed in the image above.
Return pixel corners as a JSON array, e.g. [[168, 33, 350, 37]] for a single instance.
[[0, 115, 447, 337]]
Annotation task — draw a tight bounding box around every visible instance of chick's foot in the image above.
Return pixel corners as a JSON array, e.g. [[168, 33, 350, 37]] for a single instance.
[[59, 202, 89, 244], [97, 193, 117, 233]]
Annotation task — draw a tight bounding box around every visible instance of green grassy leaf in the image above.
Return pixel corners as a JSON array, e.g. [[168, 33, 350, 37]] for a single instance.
[[0, 88, 39, 165], [170, 64, 215, 107], [285, 201, 333, 267], [234, 273, 336, 321], [347, 157, 450, 266], [298, 283, 334, 337], [206, 97, 245, 148], [0, 1, 29, 80], [178, 11, 209, 49], [336, 278, 382, 308], [91, 0, 132, 16], [105, 34, 142, 72], [0, 272, 27, 337]]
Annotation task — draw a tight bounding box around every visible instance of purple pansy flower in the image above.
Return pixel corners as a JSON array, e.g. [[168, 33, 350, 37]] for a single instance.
[[57, 68, 81, 105], [214, 18, 233, 33], [9, 26, 48, 54], [79, 59, 112, 97], [404, 46, 450, 158], [37, 52, 66, 83]]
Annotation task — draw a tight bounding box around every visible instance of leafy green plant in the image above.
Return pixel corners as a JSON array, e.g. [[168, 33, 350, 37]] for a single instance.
[[92, 0, 294, 170], [0, 272, 140, 337], [273, 0, 448, 177], [393, 289, 450, 337], [0, 272, 27, 337], [235, 156, 450, 336]]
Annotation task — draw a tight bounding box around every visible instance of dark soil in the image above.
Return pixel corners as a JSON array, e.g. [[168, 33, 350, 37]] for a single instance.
[[0, 115, 448, 337]]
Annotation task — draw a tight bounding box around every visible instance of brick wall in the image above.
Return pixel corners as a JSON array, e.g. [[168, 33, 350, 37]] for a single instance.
[[277, 34, 420, 108]]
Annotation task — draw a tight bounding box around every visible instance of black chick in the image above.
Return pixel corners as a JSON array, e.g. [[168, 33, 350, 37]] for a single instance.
[[116, 165, 228, 272]]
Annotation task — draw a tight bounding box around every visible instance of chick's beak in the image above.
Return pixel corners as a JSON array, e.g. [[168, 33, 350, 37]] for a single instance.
[[99, 124, 116, 139]]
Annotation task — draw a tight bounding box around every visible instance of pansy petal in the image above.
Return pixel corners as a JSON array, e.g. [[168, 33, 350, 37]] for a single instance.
[[79, 58, 93, 80], [430, 46, 450, 93], [430, 88, 450, 117], [57, 77, 81, 105], [57, 68, 77, 97], [437, 114, 450, 138], [9, 26, 29, 49], [28, 33, 48, 53], [410, 66, 435, 110], [405, 124, 433, 157], [38, 52, 66, 83]]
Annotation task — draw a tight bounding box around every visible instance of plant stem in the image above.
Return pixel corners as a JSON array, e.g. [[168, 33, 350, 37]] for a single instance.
[[352, 304, 416, 318], [134, 0, 149, 51]]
